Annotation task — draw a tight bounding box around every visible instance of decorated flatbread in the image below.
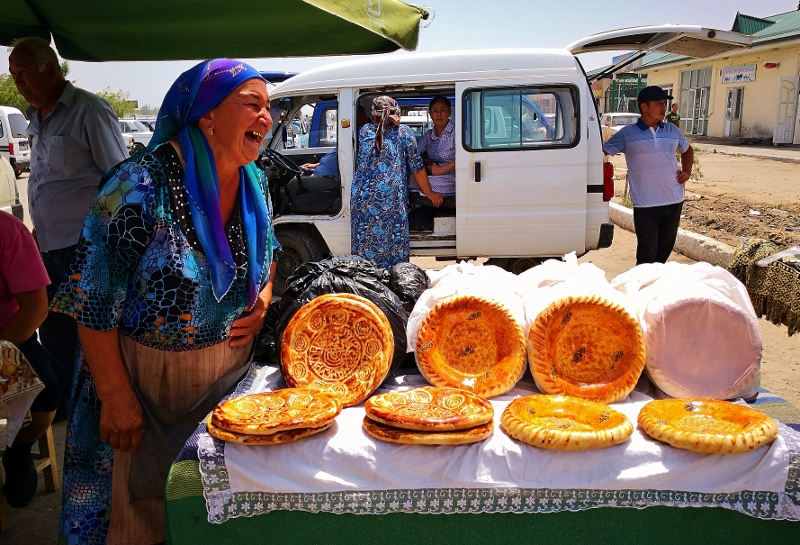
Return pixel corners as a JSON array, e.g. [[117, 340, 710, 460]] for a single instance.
[[415, 295, 526, 398], [638, 398, 778, 454], [211, 388, 341, 435], [365, 387, 494, 431], [281, 293, 394, 407], [528, 295, 646, 404], [362, 416, 494, 445], [501, 394, 633, 450], [207, 417, 333, 445]]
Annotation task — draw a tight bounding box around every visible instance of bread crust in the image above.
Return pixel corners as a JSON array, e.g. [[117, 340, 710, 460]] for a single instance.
[[362, 416, 494, 445], [415, 295, 526, 398], [528, 295, 645, 404], [501, 394, 633, 450], [281, 293, 393, 407], [638, 398, 778, 454], [365, 386, 494, 431], [207, 417, 333, 445], [211, 388, 341, 435]]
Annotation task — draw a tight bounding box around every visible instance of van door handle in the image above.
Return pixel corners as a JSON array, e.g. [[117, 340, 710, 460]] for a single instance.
[[474, 161, 481, 183]]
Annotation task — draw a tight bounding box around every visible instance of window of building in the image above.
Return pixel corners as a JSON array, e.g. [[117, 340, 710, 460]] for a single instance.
[[679, 67, 712, 135]]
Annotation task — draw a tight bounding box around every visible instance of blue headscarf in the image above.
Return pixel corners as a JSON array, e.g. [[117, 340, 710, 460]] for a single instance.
[[152, 59, 269, 307]]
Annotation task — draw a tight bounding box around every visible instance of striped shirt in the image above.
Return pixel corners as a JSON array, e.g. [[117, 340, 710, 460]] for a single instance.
[[603, 120, 690, 208]]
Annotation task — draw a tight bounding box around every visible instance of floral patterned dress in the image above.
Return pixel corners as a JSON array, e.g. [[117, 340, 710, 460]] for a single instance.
[[51, 142, 279, 545], [350, 123, 424, 269]]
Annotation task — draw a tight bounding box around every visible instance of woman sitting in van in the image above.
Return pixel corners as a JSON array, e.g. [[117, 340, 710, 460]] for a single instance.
[[351, 96, 443, 269], [409, 95, 456, 202]]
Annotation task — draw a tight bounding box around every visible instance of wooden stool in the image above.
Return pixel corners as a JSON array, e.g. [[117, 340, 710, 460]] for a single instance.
[[0, 423, 61, 531]]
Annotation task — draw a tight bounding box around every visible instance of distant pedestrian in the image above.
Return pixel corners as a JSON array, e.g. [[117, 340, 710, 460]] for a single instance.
[[8, 37, 129, 415], [665, 103, 680, 126], [603, 86, 693, 264]]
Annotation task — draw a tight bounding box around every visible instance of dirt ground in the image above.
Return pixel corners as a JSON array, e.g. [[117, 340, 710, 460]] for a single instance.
[[606, 148, 800, 408], [607, 150, 800, 248]]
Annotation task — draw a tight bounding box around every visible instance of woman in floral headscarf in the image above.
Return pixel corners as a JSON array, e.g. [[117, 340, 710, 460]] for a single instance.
[[350, 95, 443, 269], [51, 59, 280, 545]]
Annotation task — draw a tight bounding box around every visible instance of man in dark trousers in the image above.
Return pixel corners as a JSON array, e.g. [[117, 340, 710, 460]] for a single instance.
[[603, 86, 693, 264], [9, 37, 128, 413]]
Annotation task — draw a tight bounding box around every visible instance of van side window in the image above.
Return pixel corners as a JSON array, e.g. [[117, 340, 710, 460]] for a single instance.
[[0, 121, 4, 138], [463, 86, 578, 150]]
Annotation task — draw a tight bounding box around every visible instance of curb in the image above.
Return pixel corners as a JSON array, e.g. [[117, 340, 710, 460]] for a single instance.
[[609, 202, 736, 268], [693, 146, 800, 165]]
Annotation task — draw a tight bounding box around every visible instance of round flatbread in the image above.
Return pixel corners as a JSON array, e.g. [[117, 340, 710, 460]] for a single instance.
[[638, 398, 778, 454], [415, 295, 526, 398], [362, 416, 494, 445], [207, 418, 333, 445], [501, 394, 633, 450], [365, 387, 494, 431], [211, 388, 341, 435], [528, 295, 645, 404], [281, 293, 394, 407]]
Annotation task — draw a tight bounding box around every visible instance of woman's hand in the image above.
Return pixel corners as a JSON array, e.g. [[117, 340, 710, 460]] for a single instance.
[[99, 389, 143, 453], [229, 268, 275, 347], [425, 191, 444, 207]]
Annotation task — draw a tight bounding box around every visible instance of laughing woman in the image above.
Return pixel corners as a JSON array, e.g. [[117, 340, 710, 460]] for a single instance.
[[51, 59, 280, 545]]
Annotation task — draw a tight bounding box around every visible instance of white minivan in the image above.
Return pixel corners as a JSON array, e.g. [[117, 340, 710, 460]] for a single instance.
[[0, 105, 31, 178], [261, 25, 751, 292]]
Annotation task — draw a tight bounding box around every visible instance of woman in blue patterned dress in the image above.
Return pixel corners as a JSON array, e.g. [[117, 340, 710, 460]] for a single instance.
[[51, 59, 280, 545], [350, 96, 443, 269]]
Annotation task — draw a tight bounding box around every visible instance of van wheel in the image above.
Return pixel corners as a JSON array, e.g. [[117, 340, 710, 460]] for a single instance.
[[274, 229, 323, 296], [129, 142, 145, 156], [484, 257, 542, 275]]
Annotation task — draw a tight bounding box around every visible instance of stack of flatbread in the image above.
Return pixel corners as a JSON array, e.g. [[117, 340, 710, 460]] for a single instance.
[[363, 386, 495, 445], [207, 388, 342, 445]]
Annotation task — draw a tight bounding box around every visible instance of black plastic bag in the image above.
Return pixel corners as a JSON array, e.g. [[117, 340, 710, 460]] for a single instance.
[[276, 255, 408, 375], [252, 300, 283, 363], [389, 262, 429, 315]]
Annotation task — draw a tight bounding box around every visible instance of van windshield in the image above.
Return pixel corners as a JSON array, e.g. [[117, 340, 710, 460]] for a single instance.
[[9, 113, 28, 138]]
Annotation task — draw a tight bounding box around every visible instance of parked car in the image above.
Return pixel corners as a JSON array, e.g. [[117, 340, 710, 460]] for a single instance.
[[0, 154, 23, 221], [0, 105, 31, 178], [600, 112, 641, 142], [118, 118, 153, 154]]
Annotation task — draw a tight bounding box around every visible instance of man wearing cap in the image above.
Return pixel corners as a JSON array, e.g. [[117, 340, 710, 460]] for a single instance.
[[603, 86, 693, 264]]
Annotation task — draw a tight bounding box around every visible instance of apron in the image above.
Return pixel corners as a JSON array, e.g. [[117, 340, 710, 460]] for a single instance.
[[107, 334, 252, 545]]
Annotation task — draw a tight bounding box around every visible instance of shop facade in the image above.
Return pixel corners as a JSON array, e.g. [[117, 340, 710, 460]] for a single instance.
[[635, 10, 800, 143]]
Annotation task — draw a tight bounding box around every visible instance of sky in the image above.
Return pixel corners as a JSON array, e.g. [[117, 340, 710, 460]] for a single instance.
[[1, 0, 797, 108]]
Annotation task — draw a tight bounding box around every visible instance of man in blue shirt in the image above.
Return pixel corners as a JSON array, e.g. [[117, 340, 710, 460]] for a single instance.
[[603, 86, 693, 264], [9, 37, 129, 414]]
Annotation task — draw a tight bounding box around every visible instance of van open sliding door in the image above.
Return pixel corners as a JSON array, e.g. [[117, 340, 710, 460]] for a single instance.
[[454, 81, 588, 258]]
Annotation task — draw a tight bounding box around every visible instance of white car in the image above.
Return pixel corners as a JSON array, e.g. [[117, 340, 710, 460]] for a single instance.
[[118, 119, 153, 154], [0, 154, 23, 221], [600, 112, 640, 142]]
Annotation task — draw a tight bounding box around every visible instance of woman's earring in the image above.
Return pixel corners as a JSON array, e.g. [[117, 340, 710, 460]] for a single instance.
[[207, 127, 214, 136]]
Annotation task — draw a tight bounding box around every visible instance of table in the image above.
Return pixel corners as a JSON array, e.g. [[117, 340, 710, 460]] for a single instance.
[[165, 364, 800, 545]]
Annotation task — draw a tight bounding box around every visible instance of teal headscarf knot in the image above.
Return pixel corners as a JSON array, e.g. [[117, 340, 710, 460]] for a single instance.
[[152, 59, 269, 307]]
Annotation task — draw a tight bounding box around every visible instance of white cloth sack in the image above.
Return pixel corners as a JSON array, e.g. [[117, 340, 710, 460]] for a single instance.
[[611, 262, 761, 400]]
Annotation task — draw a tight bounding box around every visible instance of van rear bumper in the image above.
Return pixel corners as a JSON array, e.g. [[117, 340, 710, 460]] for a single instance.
[[598, 222, 614, 249]]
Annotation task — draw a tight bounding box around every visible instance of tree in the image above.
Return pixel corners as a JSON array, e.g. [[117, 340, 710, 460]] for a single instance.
[[97, 87, 135, 118], [0, 74, 28, 112]]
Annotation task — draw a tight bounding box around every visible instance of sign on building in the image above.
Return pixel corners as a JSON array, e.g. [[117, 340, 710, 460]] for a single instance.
[[721, 65, 756, 84]]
